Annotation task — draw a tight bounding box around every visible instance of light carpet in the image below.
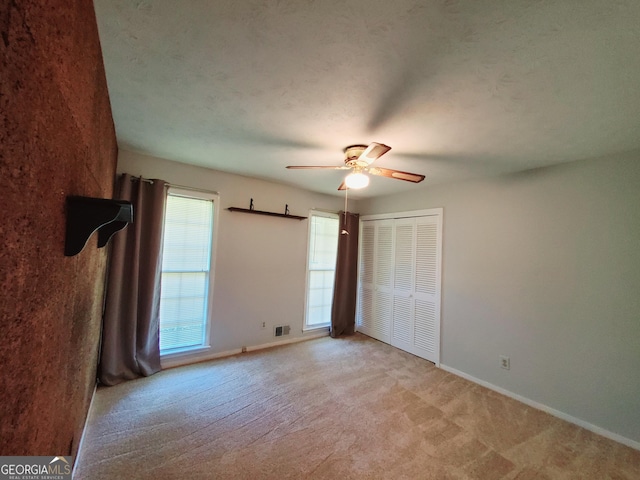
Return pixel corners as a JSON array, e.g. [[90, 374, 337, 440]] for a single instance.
[[75, 334, 640, 479]]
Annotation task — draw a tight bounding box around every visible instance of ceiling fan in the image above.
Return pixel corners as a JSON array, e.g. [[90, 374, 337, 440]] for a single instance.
[[286, 143, 425, 190]]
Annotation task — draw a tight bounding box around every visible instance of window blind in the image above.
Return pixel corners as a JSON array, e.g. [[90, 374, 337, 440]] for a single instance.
[[306, 214, 339, 327], [159, 194, 213, 352]]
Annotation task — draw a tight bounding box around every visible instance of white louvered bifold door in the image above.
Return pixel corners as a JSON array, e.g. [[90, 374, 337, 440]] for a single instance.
[[356, 222, 375, 335], [391, 218, 416, 353], [413, 216, 441, 363], [357, 220, 393, 343], [372, 221, 393, 343], [357, 211, 441, 364]]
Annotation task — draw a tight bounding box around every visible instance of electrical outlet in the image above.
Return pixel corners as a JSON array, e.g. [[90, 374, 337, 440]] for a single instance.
[[261, 321, 266, 329], [499, 355, 510, 370]]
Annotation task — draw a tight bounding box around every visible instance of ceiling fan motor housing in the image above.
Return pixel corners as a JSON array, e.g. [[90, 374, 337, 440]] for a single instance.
[[344, 145, 368, 167]]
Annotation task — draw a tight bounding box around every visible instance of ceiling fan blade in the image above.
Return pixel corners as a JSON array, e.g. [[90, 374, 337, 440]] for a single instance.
[[358, 142, 391, 165], [338, 181, 347, 191], [368, 167, 425, 183], [286, 165, 351, 170]]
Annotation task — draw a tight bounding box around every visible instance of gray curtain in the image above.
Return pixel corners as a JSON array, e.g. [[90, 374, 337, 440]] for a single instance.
[[98, 174, 167, 386], [330, 211, 359, 338]]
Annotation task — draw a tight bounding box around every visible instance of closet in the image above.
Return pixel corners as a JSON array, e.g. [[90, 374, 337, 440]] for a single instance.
[[356, 209, 442, 364]]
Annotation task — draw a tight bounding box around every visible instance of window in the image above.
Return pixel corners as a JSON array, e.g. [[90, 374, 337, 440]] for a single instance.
[[304, 211, 339, 329], [159, 188, 218, 354]]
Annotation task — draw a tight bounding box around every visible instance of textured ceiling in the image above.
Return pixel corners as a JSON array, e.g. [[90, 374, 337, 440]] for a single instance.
[[94, 0, 640, 198]]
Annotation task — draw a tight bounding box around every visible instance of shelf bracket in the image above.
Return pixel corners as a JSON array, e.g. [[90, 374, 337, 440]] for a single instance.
[[65, 196, 133, 256]]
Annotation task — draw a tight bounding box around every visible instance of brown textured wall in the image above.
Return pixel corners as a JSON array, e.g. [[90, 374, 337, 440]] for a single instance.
[[0, 0, 117, 457]]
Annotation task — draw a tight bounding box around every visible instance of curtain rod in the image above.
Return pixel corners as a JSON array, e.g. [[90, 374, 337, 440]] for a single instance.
[[166, 183, 219, 196], [130, 176, 219, 196]]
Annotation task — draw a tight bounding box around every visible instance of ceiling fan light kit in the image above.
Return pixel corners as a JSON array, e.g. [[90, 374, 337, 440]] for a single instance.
[[286, 142, 425, 190], [344, 171, 369, 189]]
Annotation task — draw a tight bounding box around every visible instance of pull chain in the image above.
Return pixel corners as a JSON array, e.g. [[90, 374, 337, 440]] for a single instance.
[[342, 187, 349, 235]]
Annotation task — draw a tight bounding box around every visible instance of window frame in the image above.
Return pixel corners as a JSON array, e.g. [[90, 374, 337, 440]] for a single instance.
[[159, 187, 220, 363], [303, 210, 340, 331]]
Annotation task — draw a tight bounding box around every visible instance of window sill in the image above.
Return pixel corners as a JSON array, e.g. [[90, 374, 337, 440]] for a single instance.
[[302, 324, 330, 333], [160, 345, 212, 369]]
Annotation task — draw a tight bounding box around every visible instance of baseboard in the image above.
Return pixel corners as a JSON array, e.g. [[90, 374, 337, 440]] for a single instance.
[[246, 329, 329, 352], [439, 364, 640, 452], [73, 383, 98, 478], [162, 329, 330, 369]]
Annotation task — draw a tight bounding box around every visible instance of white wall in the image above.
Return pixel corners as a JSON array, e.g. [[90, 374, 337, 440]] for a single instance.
[[118, 150, 352, 354], [358, 150, 640, 445]]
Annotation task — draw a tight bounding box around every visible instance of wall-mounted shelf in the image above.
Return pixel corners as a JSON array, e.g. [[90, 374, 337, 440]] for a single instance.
[[227, 207, 307, 220], [227, 199, 306, 220], [65, 196, 133, 256]]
